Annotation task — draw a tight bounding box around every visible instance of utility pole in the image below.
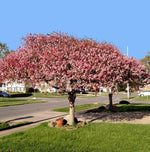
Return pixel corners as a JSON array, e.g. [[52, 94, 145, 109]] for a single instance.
[[127, 46, 128, 56], [127, 46, 130, 99]]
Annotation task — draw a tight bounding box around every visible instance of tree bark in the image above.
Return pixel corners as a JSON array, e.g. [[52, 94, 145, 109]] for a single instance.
[[69, 103, 75, 125], [95, 91, 98, 96], [127, 83, 130, 99], [108, 93, 113, 111], [68, 90, 76, 125], [44, 83, 47, 95]]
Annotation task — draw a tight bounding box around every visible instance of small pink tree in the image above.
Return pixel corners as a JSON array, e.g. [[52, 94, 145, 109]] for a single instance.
[[0, 32, 149, 124]]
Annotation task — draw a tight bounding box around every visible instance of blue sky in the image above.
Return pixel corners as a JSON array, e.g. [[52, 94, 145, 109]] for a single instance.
[[0, 0, 150, 60]]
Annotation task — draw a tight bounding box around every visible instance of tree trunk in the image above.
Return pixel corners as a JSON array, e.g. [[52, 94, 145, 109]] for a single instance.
[[108, 93, 113, 111], [68, 90, 76, 125], [45, 83, 47, 95], [127, 83, 130, 99], [95, 91, 98, 96], [69, 103, 75, 125]]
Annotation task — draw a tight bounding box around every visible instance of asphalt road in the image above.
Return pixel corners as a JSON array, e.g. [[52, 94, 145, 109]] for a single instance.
[[0, 94, 126, 121]]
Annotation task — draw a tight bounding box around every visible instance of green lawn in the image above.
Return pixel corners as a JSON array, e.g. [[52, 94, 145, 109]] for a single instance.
[[11, 92, 97, 98], [0, 97, 46, 107], [115, 104, 150, 112], [135, 96, 150, 101], [121, 95, 150, 101], [87, 103, 150, 113], [53, 103, 104, 113], [1, 122, 150, 152], [31, 92, 68, 98], [0, 121, 32, 131], [31, 92, 98, 98]]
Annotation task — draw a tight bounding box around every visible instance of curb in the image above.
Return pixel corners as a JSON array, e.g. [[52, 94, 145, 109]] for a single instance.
[[0, 111, 68, 137]]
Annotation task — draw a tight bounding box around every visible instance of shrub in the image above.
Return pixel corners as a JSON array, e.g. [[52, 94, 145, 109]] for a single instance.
[[119, 100, 130, 104]]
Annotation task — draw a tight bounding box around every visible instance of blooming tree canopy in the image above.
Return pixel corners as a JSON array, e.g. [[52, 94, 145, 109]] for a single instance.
[[0, 33, 148, 87], [0, 32, 149, 123]]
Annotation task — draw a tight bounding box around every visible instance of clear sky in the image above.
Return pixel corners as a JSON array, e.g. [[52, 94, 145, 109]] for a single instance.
[[0, 0, 150, 60]]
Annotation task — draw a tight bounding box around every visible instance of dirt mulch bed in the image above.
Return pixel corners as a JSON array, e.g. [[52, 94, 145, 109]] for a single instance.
[[76, 111, 150, 124]]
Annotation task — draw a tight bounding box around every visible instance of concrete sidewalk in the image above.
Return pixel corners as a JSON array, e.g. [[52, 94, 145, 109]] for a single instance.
[[0, 111, 68, 137]]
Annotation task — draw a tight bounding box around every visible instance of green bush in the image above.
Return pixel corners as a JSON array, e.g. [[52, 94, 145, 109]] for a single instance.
[[11, 93, 32, 97]]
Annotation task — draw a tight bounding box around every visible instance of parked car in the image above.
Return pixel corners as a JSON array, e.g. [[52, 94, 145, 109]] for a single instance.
[[76, 87, 87, 94], [0, 91, 11, 97], [138, 91, 150, 96]]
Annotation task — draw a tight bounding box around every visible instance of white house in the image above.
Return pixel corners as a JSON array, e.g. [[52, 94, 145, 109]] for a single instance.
[[0, 81, 26, 93], [0, 81, 58, 93]]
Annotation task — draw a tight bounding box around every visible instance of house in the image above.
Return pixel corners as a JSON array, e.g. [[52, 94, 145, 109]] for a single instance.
[[0, 81, 58, 93], [141, 84, 150, 91], [0, 81, 26, 93]]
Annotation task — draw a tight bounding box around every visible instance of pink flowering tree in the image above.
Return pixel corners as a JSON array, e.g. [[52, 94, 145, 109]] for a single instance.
[[0, 32, 149, 124]]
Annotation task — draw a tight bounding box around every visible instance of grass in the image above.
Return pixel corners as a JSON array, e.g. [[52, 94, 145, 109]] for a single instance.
[[115, 104, 150, 112], [30, 92, 99, 98], [0, 97, 46, 107], [87, 103, 150, 113], [1, 122, 150, 152], [53, 103, 104, 113], [0, 121, 32, 131], [134, 96, 150, 101], [121, 96, 136, 100], [121, 95, 150, 101], [31, 92, 68, 98], [0, 97, 29, 101], [77, 94, 98, 98], [9, 92, 120, 99]]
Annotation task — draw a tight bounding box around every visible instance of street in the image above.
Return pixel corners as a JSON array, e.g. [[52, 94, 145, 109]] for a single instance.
[[0, 94, 126, 122]]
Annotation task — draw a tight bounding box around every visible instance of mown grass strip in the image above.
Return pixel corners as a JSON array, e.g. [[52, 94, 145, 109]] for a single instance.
[[10, 92, 100, 98], [0, 98, 46, 107], [0, 121, 32, 131], [0, 97, 28, 101], [31, 93, 98, 98], [31, 93, 68, 98], [134, 96, 150, 101], [53, 103, 104, 113], [87, 103, 150, 113], [121, 96, 150, 101], [115, 104, 150, 112]]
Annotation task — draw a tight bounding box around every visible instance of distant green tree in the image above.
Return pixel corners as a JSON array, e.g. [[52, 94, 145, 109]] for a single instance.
[[140, 52, 150, 74], [0, 42, 14, 58]]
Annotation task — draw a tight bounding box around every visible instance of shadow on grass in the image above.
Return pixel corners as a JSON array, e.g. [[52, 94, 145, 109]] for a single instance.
[[11, 93, 32, 98], [76, 103, 150, 122], [0, 113, 68, 131], [129, 96, 135, 99], [6, 116, 34, 122], [116, 104, 150, 112], [0, 122, 33, 131]]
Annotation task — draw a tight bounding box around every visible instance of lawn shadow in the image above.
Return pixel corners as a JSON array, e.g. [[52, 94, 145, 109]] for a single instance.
[[115, 104, 150, 112], [1, 114, 68, 131], [6, 116, 34, 122], [76, 103, 150, 122], [11, 93, 32, 98], [5, 114, 68, 124], [33, 114, 68, 123]]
